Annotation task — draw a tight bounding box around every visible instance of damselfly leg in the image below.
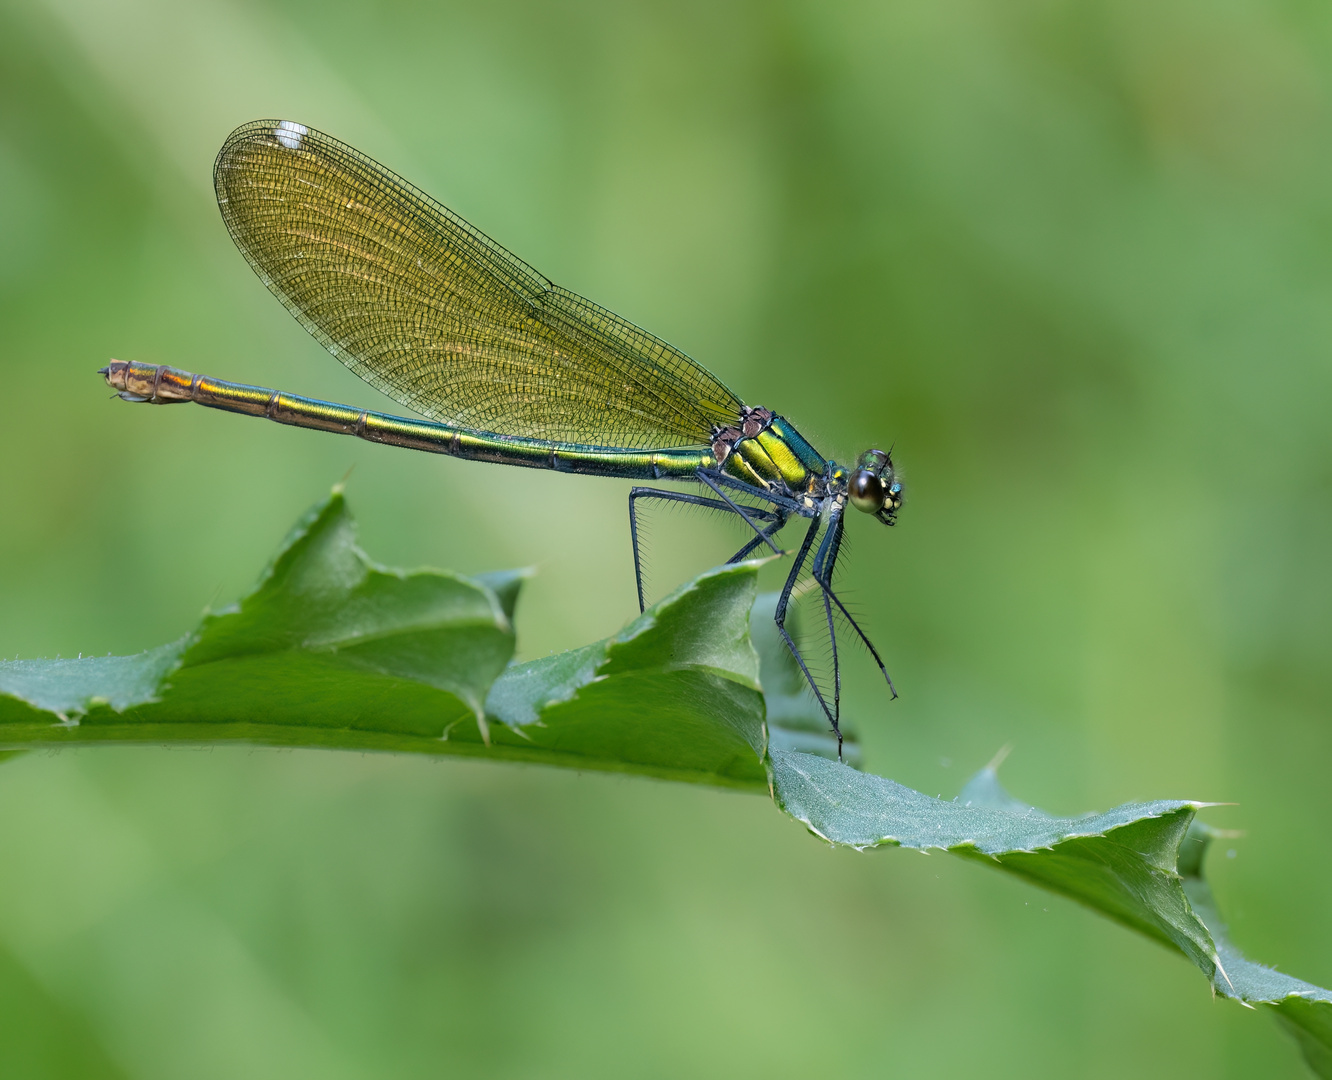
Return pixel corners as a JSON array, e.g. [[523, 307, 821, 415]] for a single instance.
[[810, 511, 897, 701], [771, 516, 849, 754], [628, 476, 876, 759], [627, 487, 786, 613]]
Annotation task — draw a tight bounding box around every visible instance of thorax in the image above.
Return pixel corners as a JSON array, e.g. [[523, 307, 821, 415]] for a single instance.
[[710, 407, 843, 513]]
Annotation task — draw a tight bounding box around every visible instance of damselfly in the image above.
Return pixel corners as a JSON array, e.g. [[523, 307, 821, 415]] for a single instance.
[[101, 120, 903, 754]]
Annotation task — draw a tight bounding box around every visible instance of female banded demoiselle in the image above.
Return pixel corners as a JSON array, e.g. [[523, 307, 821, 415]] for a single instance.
[[101, 120, 904, 755]]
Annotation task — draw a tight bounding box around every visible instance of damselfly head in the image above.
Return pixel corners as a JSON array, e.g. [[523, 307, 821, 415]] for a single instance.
[[848, 449, 903, 524]]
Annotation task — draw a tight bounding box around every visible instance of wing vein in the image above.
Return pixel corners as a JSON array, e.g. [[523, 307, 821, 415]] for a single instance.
[[214, 120, 744, 449]]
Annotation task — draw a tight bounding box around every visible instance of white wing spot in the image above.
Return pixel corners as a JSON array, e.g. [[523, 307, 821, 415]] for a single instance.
[[275, 120, 308, 150]]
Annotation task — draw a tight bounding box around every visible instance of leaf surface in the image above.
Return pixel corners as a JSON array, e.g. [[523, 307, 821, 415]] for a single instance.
[[1, 489, 1327, 1074], [0, 491, 780, 785]]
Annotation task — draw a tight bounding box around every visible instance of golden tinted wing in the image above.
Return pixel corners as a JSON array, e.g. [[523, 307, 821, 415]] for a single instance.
[[213, 120, 744, 449]]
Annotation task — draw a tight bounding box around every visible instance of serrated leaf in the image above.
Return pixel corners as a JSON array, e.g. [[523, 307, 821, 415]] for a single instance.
[[0, 642, 185, 721], [954, 761, 1332, 1074], [478, 563, 771, 785], [770, 750, 1214, 970], [767, 751, 1332, 1072], [1179, 822, 1332, 1077], [0, 491, 516, 747], [1, 488, 1327, 1075], [0, 490, 784, 785], [177, 492, 515, 726], [474, 564, 851, 781]]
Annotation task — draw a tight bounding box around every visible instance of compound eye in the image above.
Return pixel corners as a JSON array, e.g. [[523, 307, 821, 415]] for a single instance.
[[857, 449, 889, 473], [848, 469, 885, 513]]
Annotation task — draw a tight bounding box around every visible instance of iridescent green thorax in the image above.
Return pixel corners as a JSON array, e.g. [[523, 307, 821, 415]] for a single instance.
[[712, 407, 829, 496]]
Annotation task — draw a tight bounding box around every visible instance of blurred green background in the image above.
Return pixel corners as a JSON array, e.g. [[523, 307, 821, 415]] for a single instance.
[[2, 0, 1330, 1075]]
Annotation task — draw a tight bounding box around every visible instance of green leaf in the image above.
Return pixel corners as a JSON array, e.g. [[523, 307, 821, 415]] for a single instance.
[[770, 750, 1213, 970], [769, 732, 1332, 1072], [1179, 822, 1332, 1077], [480, 561, 771, 784], [0, 491, 519, 748], [0, 642, 185, 721], [177, 491, 517, 728], [951, 762, 1332, 1074], [1, 488, 1327, 1074], [0, 489, 783, 786]]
